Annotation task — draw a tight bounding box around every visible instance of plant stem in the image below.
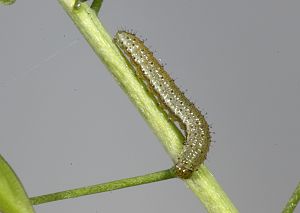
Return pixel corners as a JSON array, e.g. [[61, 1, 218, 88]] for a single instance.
[[0, 0, 15, 5], [30, 168, 175, 205], [58, 0, 238, 212], [282, 181, 300, 213]]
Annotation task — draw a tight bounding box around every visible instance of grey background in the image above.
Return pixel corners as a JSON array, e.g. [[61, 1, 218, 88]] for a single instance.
[[0, 1, 299, 212]]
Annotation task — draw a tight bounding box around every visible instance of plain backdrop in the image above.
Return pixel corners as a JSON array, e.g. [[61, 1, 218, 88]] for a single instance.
[[0, 1, 299, 212]]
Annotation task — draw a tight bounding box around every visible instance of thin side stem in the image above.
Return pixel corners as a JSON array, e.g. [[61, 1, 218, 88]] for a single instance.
[[282, 181, 300, 213], [30, 168, 175, 205], [58, 0, 238, 212], [90, 0, 103, 15]]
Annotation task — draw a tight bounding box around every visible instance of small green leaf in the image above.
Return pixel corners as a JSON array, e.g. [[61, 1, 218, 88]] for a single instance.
[[0, 154, 35, 213], [0, 0, 16, 5]]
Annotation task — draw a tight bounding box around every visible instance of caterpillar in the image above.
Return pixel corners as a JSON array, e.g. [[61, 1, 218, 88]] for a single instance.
[[113, 31, 211, 179]]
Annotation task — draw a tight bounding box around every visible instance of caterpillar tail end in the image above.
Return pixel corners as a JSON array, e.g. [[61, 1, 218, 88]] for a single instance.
[[175, 163, 193, 179]]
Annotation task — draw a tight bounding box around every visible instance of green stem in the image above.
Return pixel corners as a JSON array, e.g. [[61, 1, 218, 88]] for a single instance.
[[58, 0, 238, 212], [0, 155, 35, 213], [282, 181, 300, 213], [90, 0, 103, 15], [30, 169, 175, 205], [0, 0, 15, 5]]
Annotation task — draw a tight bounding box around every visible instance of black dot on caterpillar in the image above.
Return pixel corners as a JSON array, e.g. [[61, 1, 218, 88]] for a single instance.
[[113, 31, 211, 179]]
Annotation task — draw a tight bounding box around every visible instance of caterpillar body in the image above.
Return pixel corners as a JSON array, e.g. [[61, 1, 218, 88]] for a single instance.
[[114, 31, 211, 179]]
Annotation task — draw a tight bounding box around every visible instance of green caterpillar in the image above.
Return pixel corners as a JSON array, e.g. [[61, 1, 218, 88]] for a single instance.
[[114, 31, 211, 179]]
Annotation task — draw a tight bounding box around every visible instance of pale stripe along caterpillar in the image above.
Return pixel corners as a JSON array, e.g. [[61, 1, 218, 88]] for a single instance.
[[114, 31, 211, 179]]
